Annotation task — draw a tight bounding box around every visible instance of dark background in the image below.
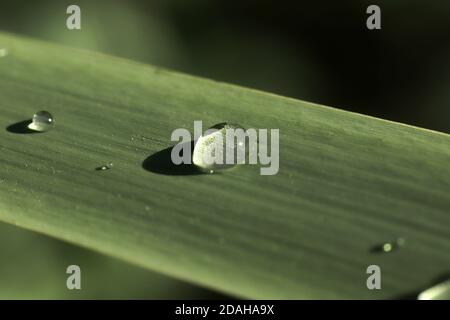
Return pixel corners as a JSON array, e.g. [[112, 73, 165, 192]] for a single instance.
[[0, 0, 448, 299], [1, 0, 449, 132]]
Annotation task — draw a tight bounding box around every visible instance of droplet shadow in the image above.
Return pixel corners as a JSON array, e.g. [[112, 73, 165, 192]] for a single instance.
[[370, 243, 393, 254], [370, 238, 405, 254], [95, 166, 111, 171], [142, 141, 204, 176], [6, 119, 41, 134]]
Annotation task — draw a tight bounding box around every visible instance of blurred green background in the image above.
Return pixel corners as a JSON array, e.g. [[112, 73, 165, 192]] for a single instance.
[[0, 0, 449, 298]]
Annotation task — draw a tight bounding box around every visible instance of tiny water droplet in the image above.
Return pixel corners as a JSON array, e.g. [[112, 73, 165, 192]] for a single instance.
[[418, 280, 450, 300], [192, 122, 246, 173], [28, 111, 54, 132], [95, 163, 113, 171], [371, 237, 405, 254], [382, 243, 393, 252]]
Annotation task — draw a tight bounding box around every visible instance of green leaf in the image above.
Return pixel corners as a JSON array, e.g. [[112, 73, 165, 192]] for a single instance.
[[0, 32, 449, 299], [0, 221, 222, 299]]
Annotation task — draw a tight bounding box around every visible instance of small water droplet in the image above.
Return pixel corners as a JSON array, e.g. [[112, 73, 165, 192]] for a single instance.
[[28, 111, 54, 132], [0, 48, 8, 57], [418, 280, 450, 300], [192, 122, 246, 173], [382, 243, 393, 252], [95, 163, 113, 171], [371, 237, 405, 254]]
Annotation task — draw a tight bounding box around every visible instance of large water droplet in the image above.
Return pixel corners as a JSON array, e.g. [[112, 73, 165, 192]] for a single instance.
[[418, 280, 450, 300], [192, 123, 246, 173], [28, 111, 54, 132]]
